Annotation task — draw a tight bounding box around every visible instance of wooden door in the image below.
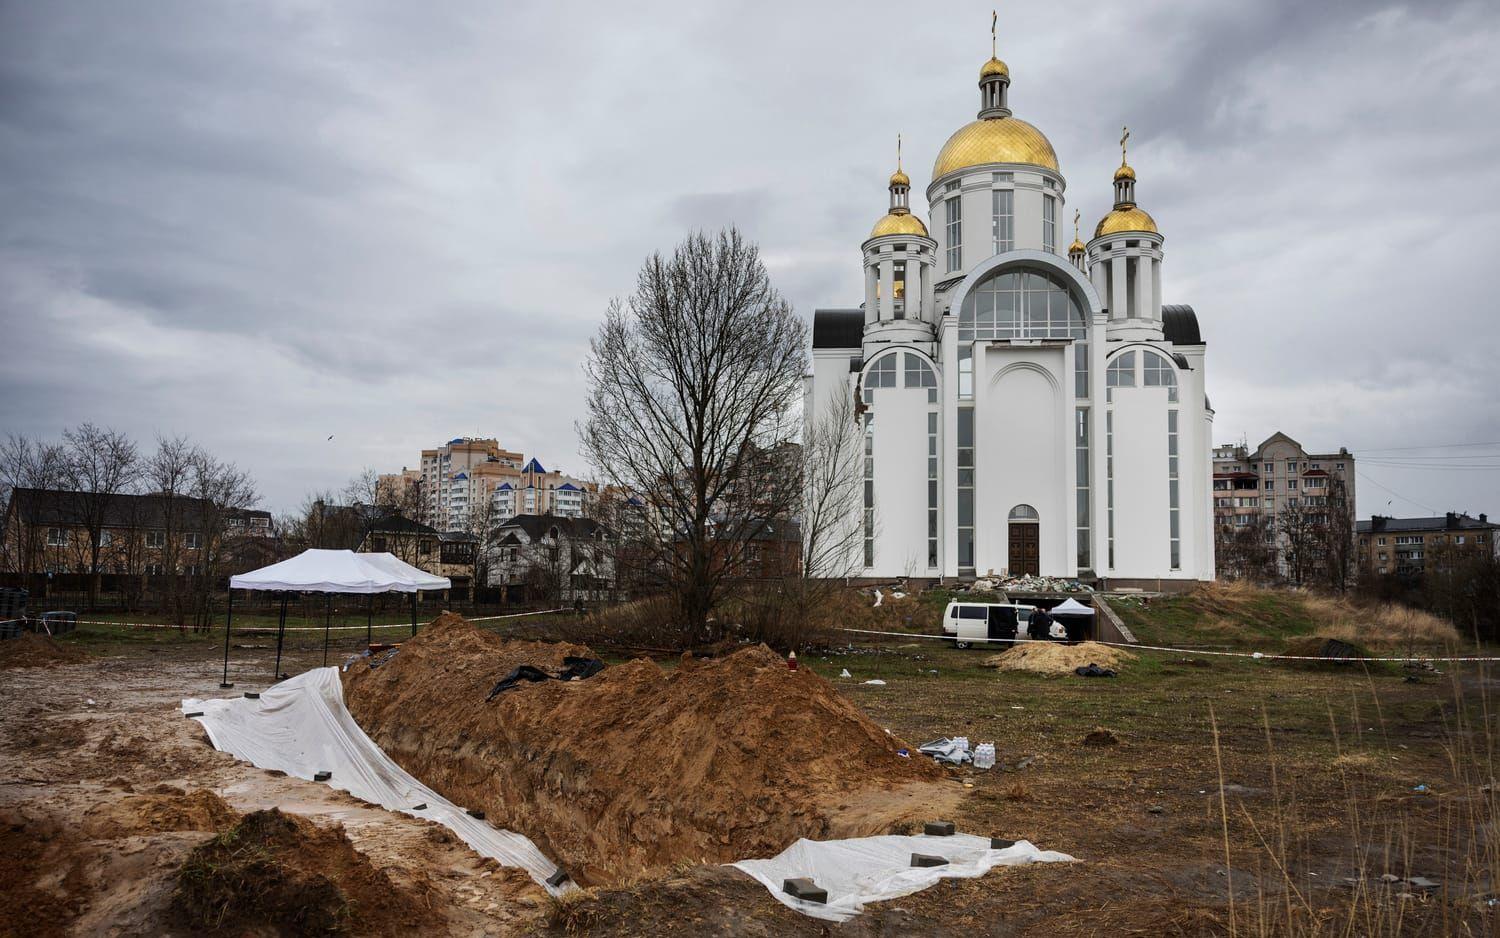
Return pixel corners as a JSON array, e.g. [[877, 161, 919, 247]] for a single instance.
[[1008, 522, 1039, 576]]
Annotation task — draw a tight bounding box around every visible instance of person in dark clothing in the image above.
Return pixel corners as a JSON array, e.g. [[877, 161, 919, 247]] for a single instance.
[[1029, 606, 1053, 641]]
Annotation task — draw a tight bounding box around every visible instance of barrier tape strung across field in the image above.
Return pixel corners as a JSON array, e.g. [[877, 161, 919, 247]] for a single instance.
[[70, 607, 572, 634], [836, 627, 1500, 664]]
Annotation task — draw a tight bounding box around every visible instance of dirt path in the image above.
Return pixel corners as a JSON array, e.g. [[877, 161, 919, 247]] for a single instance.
[[0, 647, 549, 936]]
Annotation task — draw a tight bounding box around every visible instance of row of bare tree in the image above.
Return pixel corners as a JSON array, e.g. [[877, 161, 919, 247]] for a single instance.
[[0, 424, 258, 622], [1215, 479, 1358, 592]]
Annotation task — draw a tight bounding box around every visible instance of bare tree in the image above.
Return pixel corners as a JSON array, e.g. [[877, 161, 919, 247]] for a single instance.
[[0, 434, 65, 575], [1215, 515, 1276, 582], [61, 423, 139, 609], [1320, 477, 1356, 594], [144, 435, 198, 624], [189, 451, 258, 631], [580, 228, 807, 644]]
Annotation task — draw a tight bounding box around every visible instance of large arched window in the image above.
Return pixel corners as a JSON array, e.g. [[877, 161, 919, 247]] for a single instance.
[[1142, 351, 1179, 403], [959, 267, 1089, 397], [1009, 504, 1039, 521]]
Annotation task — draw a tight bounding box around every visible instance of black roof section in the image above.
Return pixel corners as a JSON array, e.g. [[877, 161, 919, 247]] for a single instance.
[[1358, 513, 1495, 534], [812, 309, 864, 350], [1162, 305, 1202, 346], [5, 487, 270, 530], [366, 514, 438, 536], [497, 513, 607, 541]]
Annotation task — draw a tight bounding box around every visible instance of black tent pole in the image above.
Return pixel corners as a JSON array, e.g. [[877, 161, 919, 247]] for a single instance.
[[410, 591, 417, 637], [219, 588, 235, 689], [366, 594, 373, 647], [272, 592, 288, 682], [322, 593, 331, 667]]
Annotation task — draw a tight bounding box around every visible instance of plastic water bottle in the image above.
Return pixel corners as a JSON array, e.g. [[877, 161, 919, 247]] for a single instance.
[[953, 736, 970, 760], [973, 743, 996, 769]]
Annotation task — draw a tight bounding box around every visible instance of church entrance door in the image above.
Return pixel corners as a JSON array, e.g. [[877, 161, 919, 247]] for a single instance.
[[1008, 522, 1039, 577]]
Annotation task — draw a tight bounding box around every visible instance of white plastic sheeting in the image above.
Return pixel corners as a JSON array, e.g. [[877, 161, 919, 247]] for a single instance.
[[229, 548, 450, 594], [732, 834, 1075, 922], [182, 667, 566, 894]]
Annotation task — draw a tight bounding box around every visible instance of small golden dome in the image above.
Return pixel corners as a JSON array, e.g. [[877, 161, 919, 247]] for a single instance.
[[869, 211, 929, 239], [1114, 163, 1136, 182], [980, 56, 1009, 80], [1068, 238, 1086, 254], [1094, 206, 1159, 238], [889, 168, 911, 188], [932, 116, 1059, 178]]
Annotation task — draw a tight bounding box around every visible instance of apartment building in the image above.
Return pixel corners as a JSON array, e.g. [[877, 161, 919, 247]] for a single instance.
[[1212, 432, 1355, 573], [491, 459, 591, 522], [417, 438, 523, 531], [1357, 513, 1498, 577]]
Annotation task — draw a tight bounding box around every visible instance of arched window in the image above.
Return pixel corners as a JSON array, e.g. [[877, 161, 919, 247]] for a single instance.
[[959, 267, 1089, 397], [1142, 351, 1179, 402], [903, 353, 936, 389], [1106, 351, 1136, 387], [866, 352, 898, 388], [1009, 504, 1039, 521]]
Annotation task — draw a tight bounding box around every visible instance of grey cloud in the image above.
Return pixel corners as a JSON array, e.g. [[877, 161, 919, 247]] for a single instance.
[[1, 0, 1496, 515]]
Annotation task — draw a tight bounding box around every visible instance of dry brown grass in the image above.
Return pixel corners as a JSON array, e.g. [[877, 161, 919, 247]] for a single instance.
[[1306, 597, 1459, 647], [983, 641, 1137, 675]]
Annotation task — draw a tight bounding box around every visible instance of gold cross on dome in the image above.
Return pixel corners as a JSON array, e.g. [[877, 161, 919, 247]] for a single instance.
[[992, 10, 998, 57], [1074, 209, 1081, 240], [1120, 125, 1131, 166]]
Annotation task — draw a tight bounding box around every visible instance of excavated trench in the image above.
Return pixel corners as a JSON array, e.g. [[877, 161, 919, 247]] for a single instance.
[[341, 614, 957, 885]]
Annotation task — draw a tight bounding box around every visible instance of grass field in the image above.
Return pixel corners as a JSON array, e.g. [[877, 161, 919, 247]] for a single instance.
[[11, 585, 1494, 935]]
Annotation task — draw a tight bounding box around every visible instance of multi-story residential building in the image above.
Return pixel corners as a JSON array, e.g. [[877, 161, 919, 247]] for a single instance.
[[488, 514, 613, 603], [356, 514, 478, 597], [492, 459, 592, 523], [416, 438, 523, 531], [1211, 432, 1356, 577], [375, 468, 421, 510], [1, 488, 273, 577], [1357, 513, 1498, 577]]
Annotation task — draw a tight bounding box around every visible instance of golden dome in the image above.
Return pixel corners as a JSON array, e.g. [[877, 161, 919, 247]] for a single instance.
[[980, 56, 1009, 80], [932, 117, 1059, 178], [1094, 205, 1159, 238], [1068, 237, 1086, 254], [889, 168, 911, 187], [869, 211, 929, 239], [1114, 163, 1136, 182]]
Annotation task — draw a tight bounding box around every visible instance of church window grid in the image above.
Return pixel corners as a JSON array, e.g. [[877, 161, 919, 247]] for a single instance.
[[957, 345, 973, 399], [1168, 409, 1181, 570], [1105, 410, 1115, 570], [1076, 407, 1091, 570], [867, 352, 898, 388], [1143, 351, 1179, 402], [1106, 350, 1135, 402], [863, 412, 875, 568], [1042, 195, 1056, 253], [957, 268, 1088, 398], [957, 407, 975, 572], [927, 410, 939, 569], [945, 197, 962, 272], [904, 353, 938, 403], [992, 189, 1014, 253]]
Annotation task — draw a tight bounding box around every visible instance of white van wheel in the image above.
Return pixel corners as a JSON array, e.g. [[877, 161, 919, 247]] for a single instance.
[[954, 640, 970, 650]]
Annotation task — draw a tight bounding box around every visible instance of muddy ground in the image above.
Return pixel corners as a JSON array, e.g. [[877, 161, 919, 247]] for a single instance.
[[1, 630, 1494, 936]]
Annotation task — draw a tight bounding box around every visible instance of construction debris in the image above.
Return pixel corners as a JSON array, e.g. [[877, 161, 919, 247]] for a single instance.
[[983, 641, 1136, 676]]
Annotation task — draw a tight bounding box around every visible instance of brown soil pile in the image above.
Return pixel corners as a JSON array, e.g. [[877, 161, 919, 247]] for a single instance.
[[172, 808, 436, 936], [343, 614, 951, 885], [81, 784, 237, 839], [983, 640, 1136, 676], [0, 632, 88, 669]]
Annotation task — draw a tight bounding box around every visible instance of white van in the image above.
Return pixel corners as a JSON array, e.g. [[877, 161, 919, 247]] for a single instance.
[[941, 601, 1038, 649]]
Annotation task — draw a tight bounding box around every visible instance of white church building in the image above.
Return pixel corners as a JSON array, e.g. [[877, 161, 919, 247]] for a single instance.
[[806, 41, 1214, 586]]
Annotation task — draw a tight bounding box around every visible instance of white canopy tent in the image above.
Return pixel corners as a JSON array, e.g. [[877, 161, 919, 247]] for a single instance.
[[220, 549, 450, 688], [1049, 598, 1094, 616]]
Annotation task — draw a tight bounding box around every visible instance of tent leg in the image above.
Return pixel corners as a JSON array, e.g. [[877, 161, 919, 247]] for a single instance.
[[323, 593, 331, 667], [366, 595, 373, 647], [272, 593, 288, 682], [410, 592, 417, 637], [219, 589, 235, 688]]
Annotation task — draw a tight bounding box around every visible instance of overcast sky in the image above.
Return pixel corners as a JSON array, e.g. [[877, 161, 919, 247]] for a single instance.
[[2, 0, 1497, 517]]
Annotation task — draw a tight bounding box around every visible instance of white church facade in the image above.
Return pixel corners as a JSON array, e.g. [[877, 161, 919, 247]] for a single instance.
[[806, 42, 1214, 585]]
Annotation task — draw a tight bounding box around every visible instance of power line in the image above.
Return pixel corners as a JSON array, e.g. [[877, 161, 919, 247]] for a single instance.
[[1357, 440, 1500, 453], [1355, 469, 1439, 515]]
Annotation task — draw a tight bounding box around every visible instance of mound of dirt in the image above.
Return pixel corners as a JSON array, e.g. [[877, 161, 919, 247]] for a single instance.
[[343, 614, 951, 885], [81, 785, 237, 839], [983, 641, 1137, 676], [0, 632, 88, 669], [1283, 636, 1369, 667], [172, 808, 436, 936]]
